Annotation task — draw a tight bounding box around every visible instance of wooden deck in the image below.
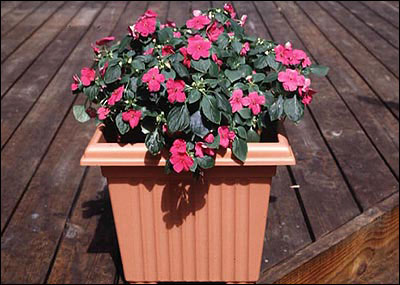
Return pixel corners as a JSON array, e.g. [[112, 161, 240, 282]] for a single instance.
[[1, 1, 399, 283]]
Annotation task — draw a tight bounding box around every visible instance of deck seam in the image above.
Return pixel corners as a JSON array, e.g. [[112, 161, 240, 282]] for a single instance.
[[360, 1, 399, 30]]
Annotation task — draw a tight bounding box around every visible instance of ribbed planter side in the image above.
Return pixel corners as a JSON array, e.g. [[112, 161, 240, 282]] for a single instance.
[[103, 166, 274, 283]]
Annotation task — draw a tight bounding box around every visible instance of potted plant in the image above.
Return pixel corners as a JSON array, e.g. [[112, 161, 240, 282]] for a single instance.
[[74, 3, 328, 283]]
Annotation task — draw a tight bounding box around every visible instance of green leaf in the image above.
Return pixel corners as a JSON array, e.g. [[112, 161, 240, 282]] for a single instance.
[[266, 54, 280, 70], [172, 61, 189, 78], [116, 113, 130, 135], [215, 93, 231, 113], [238, 108, 252, 120], [208, 61, 219, 78], [156, 27, 173, 43], [129, 77, 138, 92], [118, 35, 131, 53], [217, 33, 229, 49], [83, 85, 99, 101], [284, 96, 304, 122], [310, 64, 329, 77], [191, 59, 211, 73], [224, 69, 243, 83], [131, 59, 145, 70], [263, 90, 275, 106], [200, 94, 221, 124], [247, 128, 260, 142], [205, 135, 220, 149], [236, 126, 247, 139], [264, 72, 278, 83], [73, 105, 91, 123], [104, 65, 121, 84], [196, 155, 215, 169], [252, 73, 265, 83], [232, 40, 243, 54], [190, 111, 210, 138], [161, 68, 176, 80], [269, 95, 284, 121], [167, 104, 190, 133], [145, 129, 165, 155], [188, 89, 201, 104], [254, 55, 268, 69], [232, 137, 248, 162]]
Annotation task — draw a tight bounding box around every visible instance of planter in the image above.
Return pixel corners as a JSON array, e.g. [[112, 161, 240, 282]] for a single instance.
[[80, 125, 295, 283]]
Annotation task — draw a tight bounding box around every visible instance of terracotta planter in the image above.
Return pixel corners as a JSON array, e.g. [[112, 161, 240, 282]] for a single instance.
[[81, 125, 295, 283]]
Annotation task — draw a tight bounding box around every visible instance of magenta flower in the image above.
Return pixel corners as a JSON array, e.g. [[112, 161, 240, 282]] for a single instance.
[[166, 79, 186, 103], [242, 92, 265, 115], [229, 89, 245, 113], [224, 3, 236, 18], [99, 61, 108, 78], [240, 14, 248, 27], [180, 47, 191, 68], [192, 10, 202, 17], [298, 78, 316, 105], [143, 9, 158, 18], [80, 68, 96, 86], [204, 133, 215, 143], [274, 44, 289, 65], [195, 142, 215, 158], [143, 48, 154, 55], [142, 67, 165, 92], [240, 42, 250, 56], [91, 44, 100, 54], [160, 20, 176, 29], [186, 15, 210, 30], [173, 31, 181, 38], [86, 107, 97, 118], [170, 152, 194, 173], [170, 139, 187, 156], [95, 36, 115, 46], [285, 49, 307, 66], [278, 69, 305, 92], [162, 45, 175, 56], [212, 53, 223, 69], [71, 74, 79, 91], [108, 86, 124, 106], [218, 126, 236, 148], [122, 110, 142, 128], [302, 56, 312, 68], [206, 21, 224, 42], [135, 10, 157, 38], [97, 107, 110, 120], [187, 35, 211, 60]]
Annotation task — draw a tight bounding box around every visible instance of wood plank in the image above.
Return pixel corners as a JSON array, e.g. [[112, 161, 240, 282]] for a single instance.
[[0, 2, 141, 283], [271, 1, 400, 184], [259, 192, 399, 284], [0, 1, 105, 232], [0, 1, 22, 17], [1, 1, 65, 62], [168, 1, 191, 27], [147, 1, 169, 23], [1, 1, 43, 36], [191, 1, 211, 11], [297, 1, 399, 118], [0, 1, 85, 97], [362, 1, 399, 28], [1, 1, 93, 148], [318, 1, 398, 77], [237, 0, 360, 240], [340, 1, 399, 49]]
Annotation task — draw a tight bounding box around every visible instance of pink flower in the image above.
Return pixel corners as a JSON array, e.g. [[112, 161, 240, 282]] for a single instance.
[[162, 45, 175, 56], [173, 31, 181, 38], [71, 74, 79, 91], [186, 15, 210, 30], [298, 78, 316, 105], [227, 32, 235, 37], [122, 110, 142, 128], [143, 47, 154, 55], [170, 152, 194, 173], [170, 139, 187, 155], [180, 47, 191, 68], [99, 61, 108, 78], [160, 20, 176, 29], [80, 68, 96, 86], [302, 56, 312, 68], [135, 17, 157, 37], [97, 107, 110, 120], [204, 133, 214, 143], [229, 89, 245, 113], [162, 124, 168, 133], [242, 92, 265, 115], [143, 9, 158, 18], [240, 14, 247, 27], [108, 86, 124, 105], [86, 107, 97, 118], [166, 79, 186, 103], [284, 41, 292, 50], [285, 49, 307, 66], [195, 142, 215, 158], [142, 67, 165, 92], [278, 69, 305, 92], [95, 36, 115, 45], [240, 42, 250, 56], [187, 35, 211, 60], [91, 43, 100, 54], [224, 3, 236, 18], [274, 45, 289, 65], [212, 54, 223, 68], [218, 126, 236, 148], [192, 10, 202, 17], [206, 21, 224, 42]]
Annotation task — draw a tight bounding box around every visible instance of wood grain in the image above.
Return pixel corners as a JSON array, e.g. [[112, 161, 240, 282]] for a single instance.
[[1, 1, 43, 36], [362, 1, 399, 28], [0, 1, 22, 17], [259, 192, 399, 284]]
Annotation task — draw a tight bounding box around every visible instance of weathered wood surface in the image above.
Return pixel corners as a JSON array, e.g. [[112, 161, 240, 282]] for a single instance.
[[1, 1, 399, 284]]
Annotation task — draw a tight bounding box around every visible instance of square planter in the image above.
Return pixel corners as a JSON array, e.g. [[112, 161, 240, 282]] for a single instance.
[[80, 125, 295, 283]]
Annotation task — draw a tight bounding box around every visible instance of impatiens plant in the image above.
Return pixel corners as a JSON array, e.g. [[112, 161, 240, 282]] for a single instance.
[[72, 3, 329, 175]]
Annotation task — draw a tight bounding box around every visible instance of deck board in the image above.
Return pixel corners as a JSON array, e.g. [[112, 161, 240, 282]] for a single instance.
[[1, 1, 398, 284]]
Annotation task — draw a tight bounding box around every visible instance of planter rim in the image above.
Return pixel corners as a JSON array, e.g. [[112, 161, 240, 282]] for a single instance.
[[80, 124, 295, 166]]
